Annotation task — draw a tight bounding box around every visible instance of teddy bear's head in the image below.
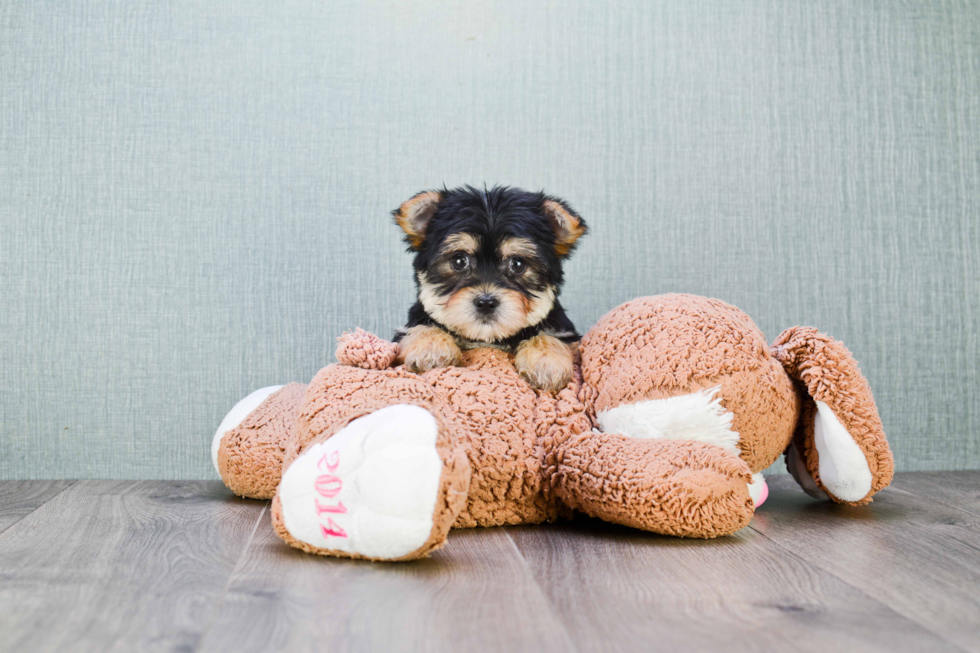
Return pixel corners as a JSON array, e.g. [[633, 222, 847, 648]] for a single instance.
[[578, 294, 800, 474], [578, 293, 893, 506]]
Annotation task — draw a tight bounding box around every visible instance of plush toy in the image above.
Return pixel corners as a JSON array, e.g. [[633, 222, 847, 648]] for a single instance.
[[212, 294, 893, 561]]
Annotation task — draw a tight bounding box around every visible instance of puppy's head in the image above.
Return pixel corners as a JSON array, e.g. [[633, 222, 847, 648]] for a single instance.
[[394, 185, 587, 342]]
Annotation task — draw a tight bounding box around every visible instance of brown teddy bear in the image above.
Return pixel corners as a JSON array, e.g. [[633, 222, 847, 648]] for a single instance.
[[212, 294, 893, 561]]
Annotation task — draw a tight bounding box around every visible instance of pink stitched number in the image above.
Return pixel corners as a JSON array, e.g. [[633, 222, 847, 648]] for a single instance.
[[312, 462, 347, 539], [317, 451, 340, 472], [314, 474, 342, 498], [315, 498, 347, 515], [320, 518, 348, 539]]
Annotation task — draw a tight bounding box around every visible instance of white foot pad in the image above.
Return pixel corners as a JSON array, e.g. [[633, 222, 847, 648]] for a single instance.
[[813, 400, 873, 502], [278, 404, 443, 560], [212, 385, 284, 473]]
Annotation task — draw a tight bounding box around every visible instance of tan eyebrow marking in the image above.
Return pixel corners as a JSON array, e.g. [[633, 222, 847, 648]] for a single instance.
[[499, 237, 538, 259], [440, 233, 480, 255]]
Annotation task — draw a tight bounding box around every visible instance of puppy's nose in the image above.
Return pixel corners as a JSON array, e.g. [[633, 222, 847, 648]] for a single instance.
[[473, 294, 500, 315]]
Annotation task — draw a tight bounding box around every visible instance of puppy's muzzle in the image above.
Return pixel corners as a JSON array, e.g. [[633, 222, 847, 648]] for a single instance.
[[473, 294, 500, 316]]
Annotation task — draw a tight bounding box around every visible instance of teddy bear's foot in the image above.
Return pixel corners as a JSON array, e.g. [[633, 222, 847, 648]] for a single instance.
[[747, 472, 769, 507], [213, 383, 308, 500], [773, 326, 894, 505], [272, 404, 469, 561], [784, 402, 874, 503], [212, 385, 284, 473]]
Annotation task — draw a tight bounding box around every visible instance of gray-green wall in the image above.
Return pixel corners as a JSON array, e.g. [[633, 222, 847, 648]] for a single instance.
[[2, 1, 978, 478]]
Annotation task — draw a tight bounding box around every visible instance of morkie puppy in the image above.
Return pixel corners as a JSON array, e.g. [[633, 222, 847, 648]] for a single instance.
[[391, 185, 588, 392]]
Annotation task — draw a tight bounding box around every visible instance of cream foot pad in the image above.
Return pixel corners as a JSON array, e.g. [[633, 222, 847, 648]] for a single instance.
[[277, 404, 444, 560]]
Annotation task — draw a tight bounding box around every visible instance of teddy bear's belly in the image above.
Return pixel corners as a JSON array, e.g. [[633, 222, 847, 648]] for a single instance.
[[418, 347, 593, 528], [450, 435, 555, 528], [420, 357, 555, 528], [441, 399, 557, 528]]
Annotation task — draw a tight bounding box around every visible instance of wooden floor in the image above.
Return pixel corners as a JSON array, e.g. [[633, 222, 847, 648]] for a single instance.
[[0, 473, 978, 653]]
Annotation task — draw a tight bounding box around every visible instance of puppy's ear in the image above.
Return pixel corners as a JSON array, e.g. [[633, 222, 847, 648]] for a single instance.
[[393, 190, 443, 250], [542, 197, 588, 257]]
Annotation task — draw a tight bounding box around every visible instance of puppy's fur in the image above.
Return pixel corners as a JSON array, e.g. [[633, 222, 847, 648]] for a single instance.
[[392, 185, 587, 391]]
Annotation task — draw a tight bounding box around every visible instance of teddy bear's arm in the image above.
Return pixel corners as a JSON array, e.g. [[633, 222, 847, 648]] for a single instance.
[[335, 328, 400, 370], [551, 431, 755, 538]]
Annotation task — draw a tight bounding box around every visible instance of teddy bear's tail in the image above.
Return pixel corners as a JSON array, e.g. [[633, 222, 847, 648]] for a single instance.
[[771, 327, 894, 505]]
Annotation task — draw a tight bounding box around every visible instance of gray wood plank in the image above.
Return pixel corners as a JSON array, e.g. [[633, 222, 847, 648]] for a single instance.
[[2, 473, 976, 653], [0, 480, 75, 535], [197, 519, 576, 653], [0, 480, 266, 653], [891, 471, 980, 517], [508, 513, 952, 653], [752, 475, 980, 652]]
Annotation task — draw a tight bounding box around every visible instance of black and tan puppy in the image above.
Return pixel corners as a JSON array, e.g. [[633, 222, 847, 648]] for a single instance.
[[392, 185, 588, 391]]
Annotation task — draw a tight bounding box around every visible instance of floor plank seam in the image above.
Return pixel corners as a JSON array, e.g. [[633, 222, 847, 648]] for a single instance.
[[193, 501, 269, 652], [501, 528, 584, 653], [746, 522, 973, 653], [886, 485, 980, 519], [0, 480, 78, 539]]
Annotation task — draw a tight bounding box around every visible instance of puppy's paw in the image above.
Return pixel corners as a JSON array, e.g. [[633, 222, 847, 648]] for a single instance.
[[397, 325, 462, 373], [515, 334, 573, 392]]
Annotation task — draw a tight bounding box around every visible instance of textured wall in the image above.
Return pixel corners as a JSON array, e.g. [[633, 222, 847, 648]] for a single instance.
[[1, 0, 977, 479]]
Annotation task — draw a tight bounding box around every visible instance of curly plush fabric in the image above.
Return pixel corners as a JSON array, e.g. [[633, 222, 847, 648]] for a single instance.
[[335, 328, 399, 370], [422, 349, 557, 527], [772, 327, 894, 505], [581, 294, 800, 473], [214, 294, 895, 560], [217, 383, 307, 500], [580, 295, 769, 408], [552, 433, 754, 538], [270, 379, 472, 560]]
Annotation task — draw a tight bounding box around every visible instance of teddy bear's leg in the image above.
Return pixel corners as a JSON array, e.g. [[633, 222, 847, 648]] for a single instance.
[[551, 431, 755, 538], [212, 328, 403, 499], [772, 327, 894, 505], [270, 366, 471, 561], [274, 405, 469, 561], [213, 383, 309, 500]]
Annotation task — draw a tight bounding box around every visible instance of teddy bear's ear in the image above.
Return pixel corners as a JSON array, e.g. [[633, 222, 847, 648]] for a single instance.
[[771, 327, 894, 505], [393, 190, 443, 251], [541, 196, 588, 257]]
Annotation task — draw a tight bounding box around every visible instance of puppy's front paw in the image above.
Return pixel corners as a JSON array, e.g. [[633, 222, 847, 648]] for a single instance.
[[515, 334, 573, 392], [397, 325, 462, 373]]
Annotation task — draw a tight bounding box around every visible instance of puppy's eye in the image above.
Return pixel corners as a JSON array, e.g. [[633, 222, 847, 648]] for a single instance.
[[509, 257, 527, 274], [450, 253, 469, 271]]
